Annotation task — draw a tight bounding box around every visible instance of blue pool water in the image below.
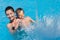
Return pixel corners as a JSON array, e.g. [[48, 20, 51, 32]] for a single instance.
[[0, 0, 60, 40]]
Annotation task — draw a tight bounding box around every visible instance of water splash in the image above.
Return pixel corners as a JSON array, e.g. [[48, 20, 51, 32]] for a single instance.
[[15, 10, 60, 40]]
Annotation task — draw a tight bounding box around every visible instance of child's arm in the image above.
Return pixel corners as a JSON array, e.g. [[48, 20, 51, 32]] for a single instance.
[[27, 16, 35, 23]]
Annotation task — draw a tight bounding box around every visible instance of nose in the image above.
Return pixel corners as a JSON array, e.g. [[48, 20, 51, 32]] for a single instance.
[[8, 14, 12, 18], [9, 14, 12, 17]]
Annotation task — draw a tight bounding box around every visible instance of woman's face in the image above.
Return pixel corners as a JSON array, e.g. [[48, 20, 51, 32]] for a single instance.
[[6, 9, 15, 20], [17, 10, 24, 19]]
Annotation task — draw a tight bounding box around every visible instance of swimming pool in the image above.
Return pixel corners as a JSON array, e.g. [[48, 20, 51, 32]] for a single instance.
[[0, 0, 60, 40]]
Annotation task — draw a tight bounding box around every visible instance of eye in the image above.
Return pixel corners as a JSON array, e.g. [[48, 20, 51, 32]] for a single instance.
[[10, 13, 12, 14]]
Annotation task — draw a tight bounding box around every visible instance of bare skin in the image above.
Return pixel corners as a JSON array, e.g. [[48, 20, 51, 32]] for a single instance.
[[7, 19, 19, 33], [6, 9, 19, 33], [16, 10, 35, 28]]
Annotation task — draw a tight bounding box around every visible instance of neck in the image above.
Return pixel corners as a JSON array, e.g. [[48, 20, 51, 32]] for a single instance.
[[10, 17, 16, 23]]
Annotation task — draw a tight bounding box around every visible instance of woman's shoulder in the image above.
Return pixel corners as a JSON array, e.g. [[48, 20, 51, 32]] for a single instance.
[[7, 23, 11, 28]]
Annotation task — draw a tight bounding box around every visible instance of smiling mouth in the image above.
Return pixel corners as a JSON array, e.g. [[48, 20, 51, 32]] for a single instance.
[[9, 16, 14, 20]]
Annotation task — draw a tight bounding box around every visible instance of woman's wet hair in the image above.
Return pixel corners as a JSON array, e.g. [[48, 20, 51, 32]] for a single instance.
[[5, 6, 14, 13]]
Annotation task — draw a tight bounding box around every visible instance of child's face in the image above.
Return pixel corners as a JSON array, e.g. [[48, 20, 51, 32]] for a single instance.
[[17, 10, 24, 19]]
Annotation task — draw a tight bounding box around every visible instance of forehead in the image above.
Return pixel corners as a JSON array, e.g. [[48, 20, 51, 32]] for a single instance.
[[17, 10, 23, 13], [6, 9, 14, 14], [20, 10, 23, 13]]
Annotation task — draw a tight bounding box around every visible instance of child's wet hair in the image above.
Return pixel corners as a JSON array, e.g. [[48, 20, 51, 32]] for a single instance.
[[16, 8, 24, 14]]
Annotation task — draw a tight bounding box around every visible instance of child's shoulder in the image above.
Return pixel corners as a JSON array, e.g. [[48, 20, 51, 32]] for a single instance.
[[25, 16, 31, 19]]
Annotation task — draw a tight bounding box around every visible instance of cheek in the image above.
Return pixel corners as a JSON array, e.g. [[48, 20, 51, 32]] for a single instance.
[[21, 13, 24, 16], [7, 15, 9, 18], [7, 14, 10, 18], [11, 13, 14, 16], [23, 14, 24, 16]]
